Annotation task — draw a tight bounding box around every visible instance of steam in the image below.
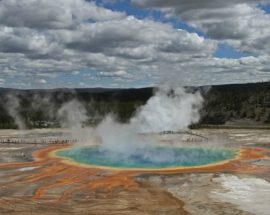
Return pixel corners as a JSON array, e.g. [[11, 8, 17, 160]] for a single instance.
[[2, 83, 237, 168], [5, 93, 26, 129], [3, 86, 205, 160], [94, 86, 203, 157], [131, 86, 202, 133], [57, 99, 87, 129], [54, 86, 203, 147], [96, 115, 147, 156]]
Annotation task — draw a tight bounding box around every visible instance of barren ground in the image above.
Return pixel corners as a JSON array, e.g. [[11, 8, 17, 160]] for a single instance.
[[0, 129, 269, 215]]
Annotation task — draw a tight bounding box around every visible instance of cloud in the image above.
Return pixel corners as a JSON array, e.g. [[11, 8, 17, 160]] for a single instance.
[[0, 1, 218, 88], [160, 55, 270, 86], [132, 0, 270, 54], [0, 0, 269, 88], [0, 78, 5, 85], [0, 0, 125, 29], [0, 26, 60, 57], [37, 79, 47, 84], [61, 17, 216, 58]]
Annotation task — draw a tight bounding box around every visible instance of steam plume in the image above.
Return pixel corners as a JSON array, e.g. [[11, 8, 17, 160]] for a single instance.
[[5, 93, 26, 129], [131, 86, 202, 133], [57, 99, 87, 129], [3, 86, 204, 158], [94, 86, 203, 156]]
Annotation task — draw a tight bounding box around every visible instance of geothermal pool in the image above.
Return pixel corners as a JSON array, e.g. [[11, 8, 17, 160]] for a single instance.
[[55, 146, 237, 169]]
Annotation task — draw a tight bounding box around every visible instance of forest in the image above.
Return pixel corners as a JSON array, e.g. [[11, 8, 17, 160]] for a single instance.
[[0, 82, 269, 129]]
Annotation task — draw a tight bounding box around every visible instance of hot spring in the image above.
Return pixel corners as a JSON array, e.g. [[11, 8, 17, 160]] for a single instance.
[[52, 87, 221, 170], [55, 146, 238, 170]]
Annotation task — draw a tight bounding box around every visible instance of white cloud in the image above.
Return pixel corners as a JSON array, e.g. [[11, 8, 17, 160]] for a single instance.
[[115, 70, 128, 76], [0, 0, 125, 29], [72, 71, 80, 75], [0, 0, 269, 88], [37, 79, 47, 84], [0, 78, 5, 85], [132, 0, 270, 55]]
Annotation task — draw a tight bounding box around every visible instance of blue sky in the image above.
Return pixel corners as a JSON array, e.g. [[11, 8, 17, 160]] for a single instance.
[[0, 0, 270, 88]]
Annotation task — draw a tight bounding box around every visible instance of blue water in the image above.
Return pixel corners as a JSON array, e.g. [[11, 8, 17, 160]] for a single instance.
[[56, 146, 237, 169]]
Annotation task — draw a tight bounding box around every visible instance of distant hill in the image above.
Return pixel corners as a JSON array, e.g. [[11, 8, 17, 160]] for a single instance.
[[198, 82, 270, 126], [0, 87, 154, 128], [0, 82, 269, 129]]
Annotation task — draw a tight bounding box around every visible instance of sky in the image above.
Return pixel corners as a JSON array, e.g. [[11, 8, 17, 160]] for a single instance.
[[0, 0, 270, 89]]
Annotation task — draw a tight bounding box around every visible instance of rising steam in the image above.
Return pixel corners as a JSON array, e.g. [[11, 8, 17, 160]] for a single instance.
[[57, 99, 87, 129], [94, 86, 203, 156], [131, 86, 202, 133], [4, 86, 204, 158], [5, 93, 26, 129]]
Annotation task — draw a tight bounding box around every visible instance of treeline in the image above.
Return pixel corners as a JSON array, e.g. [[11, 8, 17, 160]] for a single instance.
[[199, 82, 270, 125], [0, 88, 153, 129], [0, 82, 269, 129]]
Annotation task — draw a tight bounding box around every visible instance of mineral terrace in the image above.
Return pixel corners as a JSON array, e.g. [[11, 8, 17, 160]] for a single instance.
[[0, 129, 269, 215]]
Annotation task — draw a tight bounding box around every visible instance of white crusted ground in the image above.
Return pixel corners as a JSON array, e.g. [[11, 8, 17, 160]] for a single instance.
[[212, 174, 270, 215]]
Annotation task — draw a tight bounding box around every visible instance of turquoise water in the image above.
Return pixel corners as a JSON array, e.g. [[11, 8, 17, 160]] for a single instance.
[[56, 146, 237, 169]]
